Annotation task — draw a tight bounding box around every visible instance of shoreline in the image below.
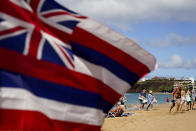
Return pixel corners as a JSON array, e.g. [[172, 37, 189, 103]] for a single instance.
[[125, 102, 167, 111], [153, 92, 172, 94], [127, 92, 172, 94]]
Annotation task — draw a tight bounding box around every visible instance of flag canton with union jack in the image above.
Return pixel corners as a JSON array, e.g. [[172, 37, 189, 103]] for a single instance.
[[0, 0, 84, 70], [0, 0, 156, 130]]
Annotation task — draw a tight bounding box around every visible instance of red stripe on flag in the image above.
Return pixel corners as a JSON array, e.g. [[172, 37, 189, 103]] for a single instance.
[[42, 22, 71, 44], [0, 47, 120, 105], [29, 0, 41, 12], [27, 29, 42, 58], [42, 11, 87, 19], [0, 109, 100, 131], [71, 27, 150, 77]]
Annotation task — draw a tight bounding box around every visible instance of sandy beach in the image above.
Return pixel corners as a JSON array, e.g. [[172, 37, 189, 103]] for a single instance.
[[101, 104, 196, 131]]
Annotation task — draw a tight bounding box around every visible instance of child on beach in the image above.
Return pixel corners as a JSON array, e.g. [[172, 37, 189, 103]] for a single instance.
[[153, 96, 157, 103], [166, 97, 169, 104]]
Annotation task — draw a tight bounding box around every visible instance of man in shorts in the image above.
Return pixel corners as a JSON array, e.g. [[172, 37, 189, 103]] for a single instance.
[[169, 86, 182, 112], [138, 88, 147, 110]]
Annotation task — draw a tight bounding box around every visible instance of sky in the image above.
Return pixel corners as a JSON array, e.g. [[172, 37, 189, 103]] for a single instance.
[[56, 0, 196, 80]]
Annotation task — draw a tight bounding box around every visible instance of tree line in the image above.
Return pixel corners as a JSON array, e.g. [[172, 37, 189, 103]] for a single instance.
[[127, 77, 175, 93]]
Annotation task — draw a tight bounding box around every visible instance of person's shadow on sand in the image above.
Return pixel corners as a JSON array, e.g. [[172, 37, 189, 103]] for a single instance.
[[152, 109, 159, 110]]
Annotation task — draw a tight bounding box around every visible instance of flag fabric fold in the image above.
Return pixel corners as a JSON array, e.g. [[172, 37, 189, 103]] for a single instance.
[[0, 0, 157, 130]]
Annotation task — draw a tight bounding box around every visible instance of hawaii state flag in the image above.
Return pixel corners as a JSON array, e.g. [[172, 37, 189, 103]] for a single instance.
[[0, 0, 157, 130]]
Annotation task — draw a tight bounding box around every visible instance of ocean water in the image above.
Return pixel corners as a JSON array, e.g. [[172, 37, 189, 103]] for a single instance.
[[125, 93, 172, 106]]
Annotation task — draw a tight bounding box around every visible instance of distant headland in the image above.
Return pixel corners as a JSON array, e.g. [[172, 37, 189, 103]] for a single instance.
[[127, 76, 196, 93]]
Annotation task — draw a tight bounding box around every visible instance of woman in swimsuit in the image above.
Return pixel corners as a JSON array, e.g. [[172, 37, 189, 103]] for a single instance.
[[169, 86, 181, 112]]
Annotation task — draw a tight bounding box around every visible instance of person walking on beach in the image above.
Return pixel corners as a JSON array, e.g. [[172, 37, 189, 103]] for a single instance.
[[169, 86, 182, 112], [186, 87, 192, 111], [138, 88, 147, 110], [146, 90, 154, 110], [180, 87, 186, 111]]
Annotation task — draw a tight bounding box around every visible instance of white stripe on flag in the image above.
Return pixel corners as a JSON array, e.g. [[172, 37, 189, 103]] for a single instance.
[[73, 55, 93, 76], [0, 12, 34, 29], [45, 15, 83, 23], [75, 56, 131, 95], [10, 0, 33, 12], [77, 18, 157, 71], [0, 87, 105, 126], [0, 29, 26, 40], [0, 21, 19, 31]]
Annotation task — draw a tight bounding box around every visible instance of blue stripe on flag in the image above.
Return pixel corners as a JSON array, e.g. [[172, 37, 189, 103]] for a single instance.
[[0, 17, 4, 22], [58, 20, 79, 30], [42, 40, 66, 66], [0, 32, 26, 53], [71, 42, 140, 86], [0, 69, 112, 113], [41, 0, 78, 14]]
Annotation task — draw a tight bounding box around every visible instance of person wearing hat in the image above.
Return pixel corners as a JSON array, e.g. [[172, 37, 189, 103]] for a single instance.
[[146, 90, 154, 110]]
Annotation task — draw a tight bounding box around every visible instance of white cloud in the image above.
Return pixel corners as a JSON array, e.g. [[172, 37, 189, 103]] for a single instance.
[[148, 33, 196, 47], [56, 0, 196, 25], [159, 54, 196, 69]]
